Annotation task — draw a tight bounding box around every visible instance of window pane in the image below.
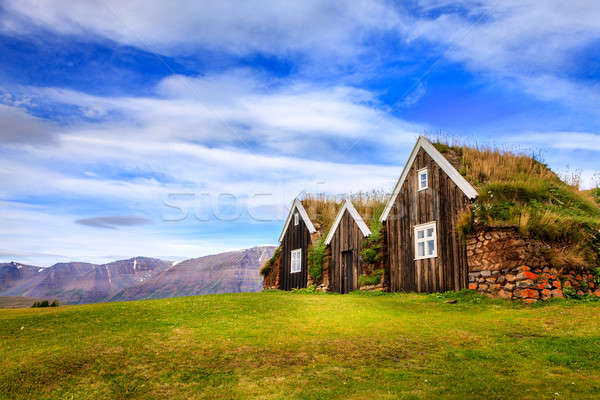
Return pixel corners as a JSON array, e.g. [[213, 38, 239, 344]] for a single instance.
[[418, 242, 425, 257], [417, 229, 424, 239], [420, 172, 427, 188], [428, 240, 435, 255], [427, 228, 434, 237]]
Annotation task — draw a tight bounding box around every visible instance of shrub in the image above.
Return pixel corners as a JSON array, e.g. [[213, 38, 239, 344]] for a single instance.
[[50, 299, 59, 307], [260, 247, 280, 278], [291, 285, 318, 294], [308, 238, 326, 283], [562, 286, 580, 299], [358, 269, 384, 286], [361, 208, 383, 265], [32, 300, 50, 308]]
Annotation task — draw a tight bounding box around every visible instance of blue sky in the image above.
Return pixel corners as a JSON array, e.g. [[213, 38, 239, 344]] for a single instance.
[[1, 1, 599, 266]]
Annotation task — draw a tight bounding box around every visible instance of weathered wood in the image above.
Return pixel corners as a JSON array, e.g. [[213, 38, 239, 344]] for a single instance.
[[385, 148, 471, 293], [279, 213, 311, 290], [328, 209, 364, 293]]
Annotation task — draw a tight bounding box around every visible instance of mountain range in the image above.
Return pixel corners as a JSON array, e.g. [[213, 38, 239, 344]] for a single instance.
[[0, 246, 275, 304]]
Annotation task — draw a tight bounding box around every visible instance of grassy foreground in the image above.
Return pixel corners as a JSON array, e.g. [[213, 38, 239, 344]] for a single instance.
[[2, 292, 600, 399]]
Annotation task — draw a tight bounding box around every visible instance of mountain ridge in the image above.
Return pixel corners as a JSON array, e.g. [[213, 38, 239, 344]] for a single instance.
[[0, 246, 275, 305]]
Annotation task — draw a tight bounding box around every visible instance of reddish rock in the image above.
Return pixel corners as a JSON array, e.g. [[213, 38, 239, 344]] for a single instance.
[[522, 298, 537, 304], [504, 283, 515, 291], [551, 289, 564, 298], [516, 271, 538, 281], [563, 280, 572, 288], [553, 280, 562, 289], [498, 290, 512, 299], [577, 290, 585, 296], [590, 282, 595, 289], [541, 289, 551, 299], [519, 265, 531, 272], [468, 283, 478, 290], [479, 284, 489, 291], [594, 290, 600, 297], [505, 274, 516, 283], [576, 275, 583, 281], [521, 289, 539, 299]]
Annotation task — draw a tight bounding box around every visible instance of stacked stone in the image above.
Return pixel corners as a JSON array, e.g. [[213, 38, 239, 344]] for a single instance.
[[561, 269, 600, 297], [466, 227, 548, 272], [468, 265, 600, 303]]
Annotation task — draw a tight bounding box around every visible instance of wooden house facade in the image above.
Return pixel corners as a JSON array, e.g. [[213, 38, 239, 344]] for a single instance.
[[325, 199, 371, 293], [277, 199, 316, 290], [380, 137, 478, 293]]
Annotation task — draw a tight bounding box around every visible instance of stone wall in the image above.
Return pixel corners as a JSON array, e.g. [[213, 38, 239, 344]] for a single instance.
[[468, 265, 600, 303], [466, 226, 548, 272], [466, 226, 599, 302]]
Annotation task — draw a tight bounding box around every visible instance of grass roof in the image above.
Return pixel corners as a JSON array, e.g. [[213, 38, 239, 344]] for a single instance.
[[300, 191, 388, 238], [433, 141, 600, 270]]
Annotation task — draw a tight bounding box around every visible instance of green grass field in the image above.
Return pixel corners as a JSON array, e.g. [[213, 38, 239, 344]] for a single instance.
[[2, 291, 600, 399]]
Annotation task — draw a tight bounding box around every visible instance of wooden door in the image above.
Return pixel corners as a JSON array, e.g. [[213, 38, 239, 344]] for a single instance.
[[342, 250, 353, 294]]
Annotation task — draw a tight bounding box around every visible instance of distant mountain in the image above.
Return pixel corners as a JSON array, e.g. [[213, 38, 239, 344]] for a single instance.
[[0, 262, 42, 291], [111, 246, 274, 301], [0, 246, 275, 304], [0, 258, 171, 304]]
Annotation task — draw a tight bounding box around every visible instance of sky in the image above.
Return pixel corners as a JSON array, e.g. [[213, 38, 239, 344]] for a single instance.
[[1, 0, 599, 266]]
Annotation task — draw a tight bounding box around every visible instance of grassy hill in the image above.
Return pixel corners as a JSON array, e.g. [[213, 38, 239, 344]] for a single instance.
[[0, 296, 39, 308], [433, 141, 600, 270], [2, 292, 600, 399]]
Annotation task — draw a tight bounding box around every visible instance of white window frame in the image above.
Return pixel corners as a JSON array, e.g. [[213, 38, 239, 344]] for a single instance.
[[414, 221, 437, 260], [294, 212, 299, 226], [417, 168, 428, 191], [290, 248, 302, 273]]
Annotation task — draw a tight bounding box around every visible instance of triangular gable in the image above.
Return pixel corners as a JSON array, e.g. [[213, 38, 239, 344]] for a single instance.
[[380, 136, 478, 222], [278, 198, 316, 242], [325, 199, 371, 245]]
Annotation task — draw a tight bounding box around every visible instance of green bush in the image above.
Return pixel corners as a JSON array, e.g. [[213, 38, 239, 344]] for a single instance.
[[361, 210, 383, 265], [562, 286, 579, 299], [32, 300, 50, 308], [260, 247, 280, 278], [308, 238, 326, 283], [291, 285, 318, 294], [358, 269, 384, 286]]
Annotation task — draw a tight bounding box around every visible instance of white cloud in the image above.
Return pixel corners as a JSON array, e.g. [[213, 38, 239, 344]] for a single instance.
[[1, 0, 405, 60], [409, 1, 600, 110], [0, 73, 420, 264]]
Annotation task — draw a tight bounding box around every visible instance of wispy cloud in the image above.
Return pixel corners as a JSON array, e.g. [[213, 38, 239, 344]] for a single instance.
[[75, 215, 152, 229]]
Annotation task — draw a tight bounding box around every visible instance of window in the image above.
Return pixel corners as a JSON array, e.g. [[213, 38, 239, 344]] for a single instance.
[[418, 168, 428, 191], [414, 222, 437, 260], [294, 212, 299, 226], [290, 249, 302, 273]]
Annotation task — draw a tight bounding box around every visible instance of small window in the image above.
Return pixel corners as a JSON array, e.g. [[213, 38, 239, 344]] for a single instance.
[[418, 168, 428, 191], [414, 222, 437, 260], [294, 212, 299, 226], [290, 248, 302, 273]]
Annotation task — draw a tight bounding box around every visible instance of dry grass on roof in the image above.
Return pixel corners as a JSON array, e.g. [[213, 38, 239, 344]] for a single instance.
[[300, 190, 388, 236]]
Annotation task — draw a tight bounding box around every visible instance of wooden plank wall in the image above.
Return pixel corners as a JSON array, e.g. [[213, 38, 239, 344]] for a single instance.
[[385, 148, 470, 292], [328, 210, 364, 293], [279, 215, 311, 290]]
